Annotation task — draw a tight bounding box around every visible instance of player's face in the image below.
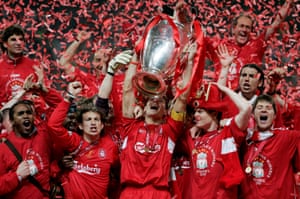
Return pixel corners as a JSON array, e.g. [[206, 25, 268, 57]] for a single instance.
[[253, 100, 276, 131], [80, 111, 104, 139], [4, 34, 25, 57], [63, 112, 78, 132], [144, 97, 166, 120], [232, 16, 252, 46], [239, 67, 261, 99], [193, 108, 214, 130], [92, 49, 111, 71], [11, 104, 35, 136]]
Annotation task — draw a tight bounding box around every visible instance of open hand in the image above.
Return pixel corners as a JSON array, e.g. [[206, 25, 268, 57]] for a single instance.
[[216, 44, 236, 67]]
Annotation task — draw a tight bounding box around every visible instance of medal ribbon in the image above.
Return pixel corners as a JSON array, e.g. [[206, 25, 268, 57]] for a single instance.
[[175, 20, 205, 99], [145, 124, 162, 152], [246, 140, 268, 169], [71, 140, 99, 157], [245, 131, 275, 173]]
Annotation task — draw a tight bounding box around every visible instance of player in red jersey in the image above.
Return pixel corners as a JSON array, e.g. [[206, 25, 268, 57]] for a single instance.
[[0, 24, 50, 108], [59, 30, 112, 98], [217, 44, 299, 130], [0, 100, 52, 199], [205, 0, 293, 90], [239, 94, 300, 198], [48, 81, 119, 199], [176, 83, 251, 199], [174, 0, 293, 90], [119, 42, 197, 198]]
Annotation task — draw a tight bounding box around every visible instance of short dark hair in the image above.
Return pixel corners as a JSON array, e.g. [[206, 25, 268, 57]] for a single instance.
[[1, 24, 25, 52], [252, 94, 277, 114], [9, 100, 34, 121], [240, 63, 265, 93]]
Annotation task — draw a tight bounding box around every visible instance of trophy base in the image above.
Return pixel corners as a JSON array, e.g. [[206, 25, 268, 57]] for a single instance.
[[132, 72, 167, 98]]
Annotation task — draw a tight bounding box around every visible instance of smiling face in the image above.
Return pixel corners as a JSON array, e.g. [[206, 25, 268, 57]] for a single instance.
[[232, 16, 253, 46], [253, 100, 276, 131], [79, 111, 104, 142], [4, 34, 25, 58], [193, 108, 213, 129], [144, 96, 167, 121], [193, 108, 219, 132], [11, 103, 35, 137]]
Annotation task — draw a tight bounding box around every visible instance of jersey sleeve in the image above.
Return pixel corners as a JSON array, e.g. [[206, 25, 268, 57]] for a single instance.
[[227, 119, 247, 147], [164, 115, 184, 141], [120, 117, 137, 138], [0, 145, 19, 195], [40, 88, 63, 109], [48, 100, 81, 152]]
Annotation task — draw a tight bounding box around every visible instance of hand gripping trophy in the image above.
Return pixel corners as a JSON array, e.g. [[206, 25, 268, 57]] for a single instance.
[[133, 2, 205, 99]]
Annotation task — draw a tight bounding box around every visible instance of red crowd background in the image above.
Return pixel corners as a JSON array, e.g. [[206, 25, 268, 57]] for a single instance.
[[0, 0, 299, 104]]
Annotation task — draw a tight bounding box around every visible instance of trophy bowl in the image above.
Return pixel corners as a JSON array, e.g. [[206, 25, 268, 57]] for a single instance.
[[133, 18, 187, 98]]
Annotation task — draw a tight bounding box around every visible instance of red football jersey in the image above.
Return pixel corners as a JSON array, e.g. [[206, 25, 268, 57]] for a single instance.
[[240, 129, 300, 198], [48, 100, 119, 199], [119, 116, 183, 199]]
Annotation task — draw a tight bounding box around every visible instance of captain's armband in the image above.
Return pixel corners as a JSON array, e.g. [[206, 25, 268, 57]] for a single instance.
[[170, 109, 186, 122]]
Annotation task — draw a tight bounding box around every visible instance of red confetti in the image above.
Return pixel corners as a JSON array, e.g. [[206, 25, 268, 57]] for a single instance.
[[0, 0, 297, 103]]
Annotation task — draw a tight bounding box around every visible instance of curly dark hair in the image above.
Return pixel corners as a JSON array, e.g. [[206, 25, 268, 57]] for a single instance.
[[75, 98, 106, 124]]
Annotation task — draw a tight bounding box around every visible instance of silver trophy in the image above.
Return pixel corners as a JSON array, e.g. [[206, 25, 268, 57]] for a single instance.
[[133, 17, 189, 98]]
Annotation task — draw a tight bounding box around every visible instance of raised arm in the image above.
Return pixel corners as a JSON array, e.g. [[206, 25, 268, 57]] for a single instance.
[[2, 64, 46, 112], [216, 83, 252, 131], [174, 1, 193, 36], [172, 42, 197, 113], [0, 90, 26, 112], [96, 50, 133, 117], [216, 44, 236, 86], [122, 52, 138, 118], [265, 0, 293, 39], [24, 64, 63, 108], [48, 81, 82, 131], [59, 30, 91, 75], [98, 50, 133, 99], [265, 67, 288, 110], [47, 81, 82, 150]]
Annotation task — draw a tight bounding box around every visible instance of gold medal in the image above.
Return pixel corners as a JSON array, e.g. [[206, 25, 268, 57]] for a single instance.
[[192, 149, 198, 155], [245, 166, 252, 174]]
